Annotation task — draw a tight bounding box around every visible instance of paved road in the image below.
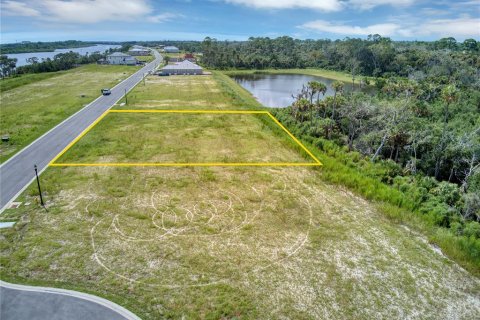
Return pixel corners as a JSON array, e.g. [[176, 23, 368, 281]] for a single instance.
[[0, 281, 140, 320], [0, 50, 162, 211]]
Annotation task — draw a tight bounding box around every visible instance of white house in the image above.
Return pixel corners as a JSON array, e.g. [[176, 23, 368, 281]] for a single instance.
[[106, 52, 138, 65], [164, 46, 180, 53], [160, 60, 203, 75], [128, 48, 150, 56]]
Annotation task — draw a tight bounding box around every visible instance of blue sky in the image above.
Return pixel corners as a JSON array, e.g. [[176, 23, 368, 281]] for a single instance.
[[1, 0, 479, 43]]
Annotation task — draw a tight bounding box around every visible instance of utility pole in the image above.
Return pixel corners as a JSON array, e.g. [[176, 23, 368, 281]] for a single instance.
[[124, 88, 128, 105], [34, 165, 44, 207], [143, 73, 146, 86]]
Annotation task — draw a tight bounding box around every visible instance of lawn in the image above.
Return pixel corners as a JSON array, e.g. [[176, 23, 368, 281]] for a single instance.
[[53, 111, 316, 165], [0, 64, 140, 163], [122, 71, 262, 110], [136, 55, 154, 63], [1, 73, 479, 319]]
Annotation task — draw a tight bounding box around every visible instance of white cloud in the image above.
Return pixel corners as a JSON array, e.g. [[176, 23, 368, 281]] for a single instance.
[[2, 0, 40, 16], [147, 12, 182, 23], [1, 0, 181, 24], [418, 16, 480, 37], [348, 0, 415, 10], [40, 0, 152, 23], [300, 20, 401, 36], [300, 16, 480, 39], [224, 0, 418, 11], [224, 0, 343, 12]]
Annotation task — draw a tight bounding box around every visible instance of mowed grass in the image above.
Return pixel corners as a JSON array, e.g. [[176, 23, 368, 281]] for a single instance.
[[135, 55, 154, 63], [0, 64, 139, 162], [122, 72, 263, 110], [54, 112, 313, 164], [1, 73, 479, 319]]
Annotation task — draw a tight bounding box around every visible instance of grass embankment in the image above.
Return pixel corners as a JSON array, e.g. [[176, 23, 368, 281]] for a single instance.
[[1, 73, 479, 319], [223, 68, 371, 84], [0, 64, 140, 163]]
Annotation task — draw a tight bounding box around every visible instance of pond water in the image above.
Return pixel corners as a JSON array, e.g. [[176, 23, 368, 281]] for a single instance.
[[7, 44, 122, 67], [233, 73, 370, 108]]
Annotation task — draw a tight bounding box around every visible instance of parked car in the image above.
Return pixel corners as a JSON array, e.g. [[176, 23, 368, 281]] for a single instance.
[[101, 88, 111, 95]]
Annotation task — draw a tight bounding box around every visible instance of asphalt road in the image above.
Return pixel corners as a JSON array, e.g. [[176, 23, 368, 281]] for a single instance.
[[0, 281, 140, 320], [0, 50, 162, 211]]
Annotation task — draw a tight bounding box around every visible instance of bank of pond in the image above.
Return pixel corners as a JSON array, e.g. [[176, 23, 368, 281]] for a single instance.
[[231, 73, 374, 108]]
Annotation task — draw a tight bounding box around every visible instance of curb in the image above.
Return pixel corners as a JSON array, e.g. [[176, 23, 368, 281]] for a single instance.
[[0, 280, 141, 320]]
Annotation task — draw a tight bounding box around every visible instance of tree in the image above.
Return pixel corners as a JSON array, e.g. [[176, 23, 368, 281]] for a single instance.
[[0, 55, 17, 78], [434, 85, 457, 179], [331, 81, 344, 120], [463, 38, 478, 52]]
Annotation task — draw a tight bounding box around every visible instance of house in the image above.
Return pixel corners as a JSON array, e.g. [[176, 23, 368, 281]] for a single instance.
[[160, 60, 203, 75], [168, 57, 183, 63], [128, 48, 150, 56], [164, 46, 180, 53], [106, 52, 138, 65]]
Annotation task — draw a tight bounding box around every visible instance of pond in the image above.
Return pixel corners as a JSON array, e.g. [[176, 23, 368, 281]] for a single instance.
[[232, 73, 371, 108], [7, 44, 122, 67]]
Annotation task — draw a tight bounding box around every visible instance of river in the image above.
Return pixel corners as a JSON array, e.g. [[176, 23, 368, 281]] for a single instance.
[[7, 44, 121, 67]]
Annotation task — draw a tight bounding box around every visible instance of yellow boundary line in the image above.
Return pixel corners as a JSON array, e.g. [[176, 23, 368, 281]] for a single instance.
[[49, 110, 322, 167]]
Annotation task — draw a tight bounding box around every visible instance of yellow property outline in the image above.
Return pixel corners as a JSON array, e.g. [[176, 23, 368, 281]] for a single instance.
[[49, 110, 322, 167]]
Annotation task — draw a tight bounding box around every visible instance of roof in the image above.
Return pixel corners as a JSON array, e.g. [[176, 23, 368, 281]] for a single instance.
[[108, 52, 132, 57], [129, 48, 149, 52], [164, 46, 179, 50], [162, 60, 202, 70]]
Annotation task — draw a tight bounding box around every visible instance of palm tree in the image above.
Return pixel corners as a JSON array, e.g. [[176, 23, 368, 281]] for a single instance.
[[434, 84, 457, 179], [331, 81, 344, 120]]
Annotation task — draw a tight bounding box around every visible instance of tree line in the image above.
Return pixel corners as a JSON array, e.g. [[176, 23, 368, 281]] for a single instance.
[[200, 36, 479, 90], [0, 40, 94, 54]]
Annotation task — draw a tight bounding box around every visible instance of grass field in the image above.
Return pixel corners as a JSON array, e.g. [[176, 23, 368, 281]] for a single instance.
[[0, 64, 139, 163], [53, 111, 316, 165], [136, 55, 154, 63], [1, 73, 479, 319]]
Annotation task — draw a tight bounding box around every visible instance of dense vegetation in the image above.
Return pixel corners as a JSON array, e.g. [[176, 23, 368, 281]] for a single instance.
[[201, 35, 480, 266], [200, 36, 479, 81], [0, 40, 115, 54]]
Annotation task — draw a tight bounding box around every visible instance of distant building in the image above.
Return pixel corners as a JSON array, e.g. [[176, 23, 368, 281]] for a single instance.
[[184, 53, 196, 62], [128, 48, 150, 56], [164, 46, 180, 53], [160, 60, 203, 75], [168, 57, 183, 63], [106, 52, 138, 65]]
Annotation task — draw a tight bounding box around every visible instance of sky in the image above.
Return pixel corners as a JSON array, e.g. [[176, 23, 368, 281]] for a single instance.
[[1, 0, 479, 43]]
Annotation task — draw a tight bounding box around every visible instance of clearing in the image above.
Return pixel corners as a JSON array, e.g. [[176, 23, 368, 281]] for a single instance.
[[51, 110, 320, 166], [0, 73, 478, 319], [0, 64, 140, 162]]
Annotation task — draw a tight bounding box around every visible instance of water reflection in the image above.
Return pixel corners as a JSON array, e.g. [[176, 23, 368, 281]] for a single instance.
[[233, 73, 370, 108]]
